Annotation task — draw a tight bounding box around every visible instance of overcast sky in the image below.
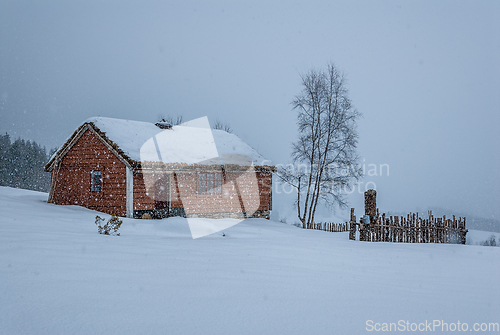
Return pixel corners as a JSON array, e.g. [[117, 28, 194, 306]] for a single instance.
[[1, 0, 499, 220]]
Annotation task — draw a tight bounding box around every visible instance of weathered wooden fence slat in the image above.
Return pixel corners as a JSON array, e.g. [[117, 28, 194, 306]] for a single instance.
[[306, 221, 351, 233], [348, 210, 467, 244]]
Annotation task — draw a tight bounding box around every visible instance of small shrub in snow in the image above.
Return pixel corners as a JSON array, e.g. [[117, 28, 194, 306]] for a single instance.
[[489, 235, 497, 246], [481, 235, 497, 247], [95, 215, 122, 236]]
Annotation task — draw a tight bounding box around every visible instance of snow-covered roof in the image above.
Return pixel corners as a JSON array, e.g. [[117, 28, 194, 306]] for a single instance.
[[87, 117, 163, 162], [49, 117, 271, 169]]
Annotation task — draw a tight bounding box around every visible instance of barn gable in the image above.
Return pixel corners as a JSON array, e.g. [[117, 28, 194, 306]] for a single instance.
[[46, 128, 131, 216], [46, 122, 135, 172]]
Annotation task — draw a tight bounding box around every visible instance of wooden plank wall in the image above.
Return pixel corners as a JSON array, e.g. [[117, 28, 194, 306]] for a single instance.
[[49, 129, 127, 216], [165, 170, 272, 215], [133, 172, 155, 211]]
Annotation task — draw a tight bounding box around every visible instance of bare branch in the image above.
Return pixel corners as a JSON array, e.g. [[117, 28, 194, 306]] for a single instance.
[[289, 62, 362, 227], [212, 118, 233, 133]]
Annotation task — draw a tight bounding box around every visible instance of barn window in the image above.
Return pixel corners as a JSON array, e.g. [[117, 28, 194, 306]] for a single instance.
[[91, 170, 102, 192], [198, 173, 222, 194]]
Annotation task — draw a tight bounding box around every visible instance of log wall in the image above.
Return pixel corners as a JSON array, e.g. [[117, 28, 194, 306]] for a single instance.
[[167, 170, 272, 218], [49, 129, 127, 216]]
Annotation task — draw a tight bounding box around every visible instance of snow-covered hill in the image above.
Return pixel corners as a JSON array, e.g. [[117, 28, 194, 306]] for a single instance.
[[1, 187, 499, 334]]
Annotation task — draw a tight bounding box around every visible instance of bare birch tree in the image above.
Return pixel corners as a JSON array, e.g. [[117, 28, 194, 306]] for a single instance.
[[280, 63, 362, 228]]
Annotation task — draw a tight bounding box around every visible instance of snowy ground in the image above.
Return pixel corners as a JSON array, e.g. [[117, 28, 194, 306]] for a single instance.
[[1, 187, 499, 334]]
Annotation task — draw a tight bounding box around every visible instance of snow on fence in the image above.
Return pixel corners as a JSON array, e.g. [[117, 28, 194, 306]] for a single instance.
[[306, 222, 350, 232], [348, 209, 468, 244]]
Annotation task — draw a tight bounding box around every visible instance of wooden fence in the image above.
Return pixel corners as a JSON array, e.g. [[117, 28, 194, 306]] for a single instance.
[[306, 222, 350, 232], [349, 210, 467, 244]]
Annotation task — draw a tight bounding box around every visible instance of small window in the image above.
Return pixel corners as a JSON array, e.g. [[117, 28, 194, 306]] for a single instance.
[[91, 170, 102, 192], [198, 173, 222, 194]]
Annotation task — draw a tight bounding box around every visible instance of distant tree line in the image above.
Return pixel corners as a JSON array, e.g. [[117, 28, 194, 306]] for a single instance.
[[0, 133, 56, 192]]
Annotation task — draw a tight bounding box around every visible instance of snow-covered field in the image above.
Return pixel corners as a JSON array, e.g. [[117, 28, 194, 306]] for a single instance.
[[1, 187, 499, 334]]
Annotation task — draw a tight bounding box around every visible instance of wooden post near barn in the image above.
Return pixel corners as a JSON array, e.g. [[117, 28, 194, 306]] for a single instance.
[[349, 208, 356, 240], [364, 189, 377, 218]]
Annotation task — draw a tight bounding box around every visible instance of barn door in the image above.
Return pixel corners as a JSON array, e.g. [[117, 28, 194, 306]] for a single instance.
[[154, 174, 170, 213]]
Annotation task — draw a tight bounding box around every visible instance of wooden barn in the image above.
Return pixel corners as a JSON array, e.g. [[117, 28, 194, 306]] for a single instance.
[[45, 117, 275, 219]]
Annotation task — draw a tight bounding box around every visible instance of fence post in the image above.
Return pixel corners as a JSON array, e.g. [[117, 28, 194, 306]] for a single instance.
[[349, 208, 357, 240], [359, 217, 366, 241], [364, 189, 377, 228], [460, 217, 468, 244]]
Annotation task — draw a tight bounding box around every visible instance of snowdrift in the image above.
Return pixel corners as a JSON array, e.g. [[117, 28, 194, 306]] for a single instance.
[[1, 187, 499, 334]]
